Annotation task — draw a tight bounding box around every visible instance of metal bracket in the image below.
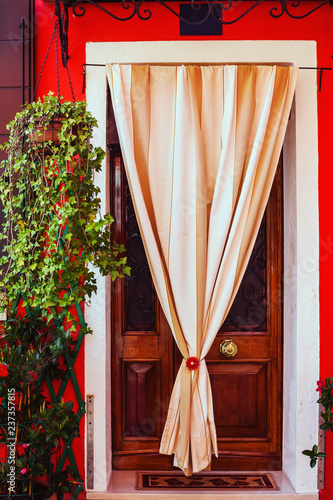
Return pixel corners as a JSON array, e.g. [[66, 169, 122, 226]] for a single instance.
[[55, 0, 333, 68], [82, 63, 332, 95], [317, 403, 326, 490], [55, 0, 70, 67], [86, 395, 94, 490], [62, 0, 333, 25]]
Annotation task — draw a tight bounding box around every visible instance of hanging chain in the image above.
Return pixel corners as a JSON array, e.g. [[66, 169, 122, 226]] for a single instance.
[[32, 21, 57, 102], [32, 18, 76, 102], [66, 64, 76, 102], [54, 20, 61, 100]]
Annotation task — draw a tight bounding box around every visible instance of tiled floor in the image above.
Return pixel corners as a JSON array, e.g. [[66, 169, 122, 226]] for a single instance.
[[86, 471, 319, 499]]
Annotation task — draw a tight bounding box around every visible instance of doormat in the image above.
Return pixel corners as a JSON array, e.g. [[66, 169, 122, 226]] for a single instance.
[[136, 472, 279, 490]]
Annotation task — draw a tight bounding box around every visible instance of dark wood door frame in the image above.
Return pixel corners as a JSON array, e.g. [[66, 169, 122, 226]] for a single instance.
[[110, 142, 283, 471]]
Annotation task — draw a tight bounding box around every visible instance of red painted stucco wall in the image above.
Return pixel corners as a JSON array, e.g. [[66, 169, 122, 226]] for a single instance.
[[34, 0, 333, 497]]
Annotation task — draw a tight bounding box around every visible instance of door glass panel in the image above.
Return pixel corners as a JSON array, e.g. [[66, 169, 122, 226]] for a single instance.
[[123, 169, 267, 333], [221, 219, 267, 332], [125, 179, 156, 332]]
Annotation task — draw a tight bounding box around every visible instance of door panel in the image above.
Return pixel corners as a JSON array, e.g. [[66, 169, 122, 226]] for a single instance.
[[123, 361, 159, 438], [110, 143, 283, 471], [209, 361, 269, 435]]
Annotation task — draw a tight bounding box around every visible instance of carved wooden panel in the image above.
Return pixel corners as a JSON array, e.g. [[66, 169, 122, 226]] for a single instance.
[[123, 361, 159, 439], [208, 361, 268, 438]]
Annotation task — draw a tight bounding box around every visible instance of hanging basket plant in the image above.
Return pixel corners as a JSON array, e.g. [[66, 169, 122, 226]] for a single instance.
[[0, 92, 130, 326], [28, 118, 64, 146]]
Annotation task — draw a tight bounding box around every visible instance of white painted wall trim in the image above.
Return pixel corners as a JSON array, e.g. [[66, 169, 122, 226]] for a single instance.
[[85, 40, 319, 495]]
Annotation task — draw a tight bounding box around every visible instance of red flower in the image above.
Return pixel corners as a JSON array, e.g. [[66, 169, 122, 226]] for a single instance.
[[16, 444, 29, 456], [0, 364, 9, 377], [316, 379, 326, 394], [20, 468, 28, 475], [185, 357, 200, 371]]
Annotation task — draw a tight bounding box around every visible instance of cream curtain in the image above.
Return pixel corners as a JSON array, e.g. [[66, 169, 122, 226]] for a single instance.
[[107, 64, 298, 476]]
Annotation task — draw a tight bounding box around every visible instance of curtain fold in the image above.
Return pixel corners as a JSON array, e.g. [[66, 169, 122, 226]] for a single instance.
[[107, 63, 298, 475]]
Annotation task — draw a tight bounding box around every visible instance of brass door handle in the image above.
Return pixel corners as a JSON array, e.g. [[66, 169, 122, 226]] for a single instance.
[[220, 340, 238, 358]]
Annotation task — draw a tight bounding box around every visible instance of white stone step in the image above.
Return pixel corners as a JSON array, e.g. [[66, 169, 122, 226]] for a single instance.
[[86, 471, 318, 500]]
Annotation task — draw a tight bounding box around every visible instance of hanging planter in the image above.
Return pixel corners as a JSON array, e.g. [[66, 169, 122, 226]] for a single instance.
[[28, 119, 80, 148], [25, 19, 77, 151], [0, 92, 130, 321], [29, 118, 63, 145], [17, 100, 82, 154]]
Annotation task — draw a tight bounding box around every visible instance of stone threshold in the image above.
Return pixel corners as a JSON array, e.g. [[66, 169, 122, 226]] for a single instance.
[[86, 471, 319, 500]]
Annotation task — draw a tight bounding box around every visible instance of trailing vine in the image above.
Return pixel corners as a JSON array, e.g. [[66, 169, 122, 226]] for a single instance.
[[0, 92, 130, 327]]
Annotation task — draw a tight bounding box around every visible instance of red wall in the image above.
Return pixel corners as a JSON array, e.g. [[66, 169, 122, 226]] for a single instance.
[[34, 0, 333, 497]]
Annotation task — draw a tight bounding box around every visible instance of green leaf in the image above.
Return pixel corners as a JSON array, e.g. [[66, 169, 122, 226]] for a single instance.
[[302, 450, 313, 457]]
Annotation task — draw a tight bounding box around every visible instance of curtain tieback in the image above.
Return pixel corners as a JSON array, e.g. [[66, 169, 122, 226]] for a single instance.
[[185, 356, 200, 371], [179, 357, 202, 473]]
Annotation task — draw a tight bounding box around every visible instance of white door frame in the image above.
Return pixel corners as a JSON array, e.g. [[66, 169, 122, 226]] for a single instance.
[[85, 40, 319, 495]]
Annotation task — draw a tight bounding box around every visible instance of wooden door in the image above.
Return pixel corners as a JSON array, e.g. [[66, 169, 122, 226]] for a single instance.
[[110, 145, 283, 471]]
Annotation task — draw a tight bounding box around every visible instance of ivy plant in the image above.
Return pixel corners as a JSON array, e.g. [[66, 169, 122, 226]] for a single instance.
[[0, 312, 82, 498], [302, 377, 332, 467], [0, 92, 130, 327]]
